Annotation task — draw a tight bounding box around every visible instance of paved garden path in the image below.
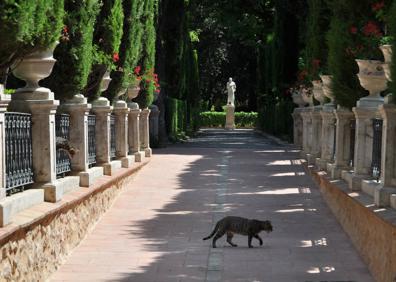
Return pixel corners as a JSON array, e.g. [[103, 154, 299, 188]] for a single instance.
[[50, 129, 373, 282]]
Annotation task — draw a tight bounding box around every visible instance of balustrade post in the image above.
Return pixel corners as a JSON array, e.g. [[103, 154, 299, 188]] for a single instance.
[[317, 108, 335, 170], [114, 101, 134, 168], [128, 102, 143, 162], [292, 108, 303, 148], [300, 108, 312, 158], [306, 107, 322, 165], [140, 108, 152, 157], [0, 85, 10, 200], [376, 98, 396, 207], [149, 104, 160, 147], [327, 107, 354, 178], [92, 98, 112, 165]]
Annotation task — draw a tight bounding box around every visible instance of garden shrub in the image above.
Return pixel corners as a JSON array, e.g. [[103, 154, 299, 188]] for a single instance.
[[389, 0, 396, 94], [43, 0, 100, 101], [84, 0, 124, 101], [0, 0, 64, 82], [199, 111, 258, 128]]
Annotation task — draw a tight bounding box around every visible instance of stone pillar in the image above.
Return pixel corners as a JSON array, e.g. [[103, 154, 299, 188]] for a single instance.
[[114, 100, 134, 168], [139, 108, 152, 157], [149, 104, 160, 147], [61, 94, 91, 173], [0, 86, 10, 200], [292, 108, 303, 148], [91, 97, 112, 165], [306, 106, 322, 165], [376, 98, 396, 206], [317, 106, 336, 170], [300, 108, 312, 158], [225, 104, 236, 130], [327, 107, 354, 179], [128, 102, 143, 162]]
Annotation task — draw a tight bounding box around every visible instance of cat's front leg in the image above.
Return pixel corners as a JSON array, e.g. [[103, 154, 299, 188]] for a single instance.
[[248, 235, 253, 248]]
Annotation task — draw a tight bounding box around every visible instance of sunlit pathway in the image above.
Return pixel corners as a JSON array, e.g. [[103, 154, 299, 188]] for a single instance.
[[50, 129, 373, 282]]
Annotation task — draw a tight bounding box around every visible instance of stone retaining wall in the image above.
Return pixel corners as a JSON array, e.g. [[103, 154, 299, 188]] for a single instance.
[[0, 162, 147, 282], [305, 164, 396, 282]]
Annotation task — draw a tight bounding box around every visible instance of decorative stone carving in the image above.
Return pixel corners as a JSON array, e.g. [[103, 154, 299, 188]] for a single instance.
[[292, 90, 307, 108], [312, 80, 326, 105], [380, 45, 392, 81]]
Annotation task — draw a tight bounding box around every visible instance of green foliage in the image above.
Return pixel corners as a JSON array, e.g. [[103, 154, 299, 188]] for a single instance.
[[389, 0, 396, 96], [0, 0, 64, 79], [134, 0, 157, 108], [326, 1, 367, 109], [43, 0, 100, 101], [199, 111, 258, 128], [84, 0, 124, 101], [166, 97, 187, 140]]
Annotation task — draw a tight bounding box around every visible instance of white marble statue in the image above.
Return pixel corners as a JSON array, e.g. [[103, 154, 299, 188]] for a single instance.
[[226, 77, 236, 106]]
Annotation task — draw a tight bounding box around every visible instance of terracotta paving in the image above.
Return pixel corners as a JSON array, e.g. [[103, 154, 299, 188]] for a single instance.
[[50, 129, 374, 282]]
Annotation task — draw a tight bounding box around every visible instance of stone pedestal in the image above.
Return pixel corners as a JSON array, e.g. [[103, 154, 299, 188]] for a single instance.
[[0, 86, 10, 200], [327, 107, 355, 179], [300, 108, 312, 158], [316, 105, 336, 170], [149, 104, 160, 146], [140, 108, 152, 157], [9, 91, 59, 201], [375, 99, 396, 206], [225, 104, 235, 130], [128, 103, 143, 162], [306, 106, 322, 165], [343, 102, 382, 191], [113, 101, 133, 168], [92, 98, 112, 165], [292, 108, 303, 148], [61, 94, 91, 173]]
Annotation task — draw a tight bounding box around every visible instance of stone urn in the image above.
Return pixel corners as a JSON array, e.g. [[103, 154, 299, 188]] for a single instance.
[[127, 85, 140, 100], [320, 75, 334, 103], [380, 45, 392, 81], [12, 45, 57, 93], [292, 90, 307, 108], [355, 59, 387, 104], [312, 80, 326, 105], [301, 87, 314, 107], [101, 71, 112, 92]]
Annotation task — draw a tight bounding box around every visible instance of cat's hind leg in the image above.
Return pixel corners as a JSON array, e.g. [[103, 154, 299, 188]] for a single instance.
[[212, 229, 226, 248], [254, 234, 263, 246], [248, 234, 253, 248], [226, 232, 237, 247]]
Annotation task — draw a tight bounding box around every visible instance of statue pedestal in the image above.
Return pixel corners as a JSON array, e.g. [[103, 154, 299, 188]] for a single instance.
[[225, 104, 235, 130]]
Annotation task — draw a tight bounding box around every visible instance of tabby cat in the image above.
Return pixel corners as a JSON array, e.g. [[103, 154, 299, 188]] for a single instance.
[[203, 216, 273, 248]]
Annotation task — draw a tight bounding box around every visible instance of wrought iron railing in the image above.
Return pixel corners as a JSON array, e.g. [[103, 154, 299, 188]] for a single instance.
[[5, 112, 34, 195], [87, 115, 97, 167], [371, 118, 383, 181], [349, 120, 356, 167], [110, 115, 116, 160], [332, 119, 337, 161], [55, 114, 72, 177]]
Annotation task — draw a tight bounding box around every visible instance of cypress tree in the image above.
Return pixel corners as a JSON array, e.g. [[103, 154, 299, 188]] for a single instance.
[[84, 0, 124, 101], [43, 0, 100, 101], [389, 1, 396, 94]]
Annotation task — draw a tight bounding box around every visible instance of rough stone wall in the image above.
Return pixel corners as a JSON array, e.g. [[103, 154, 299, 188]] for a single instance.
[[0, 179, 126, 281], [308, 167, 396, 282]]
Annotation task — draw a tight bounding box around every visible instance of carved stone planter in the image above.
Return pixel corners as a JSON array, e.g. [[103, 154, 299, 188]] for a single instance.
[[301, 88, 314, 107], [12, 46, 57, 93], [101, 71, 111, 92], [292, 90, 307, 108], [320, 75, 334, 106], [355, 59, 387, 107], [380, 45, 392, 81], [127, 85, 140, 100]]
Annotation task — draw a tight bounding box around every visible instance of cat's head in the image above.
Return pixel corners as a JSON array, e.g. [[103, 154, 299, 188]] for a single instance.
[[261, 220, 273, 233]]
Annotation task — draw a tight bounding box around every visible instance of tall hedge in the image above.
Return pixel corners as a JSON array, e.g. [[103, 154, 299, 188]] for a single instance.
[[84, 0, 124, 101], [43, 0, 100, 101], [389, 0, 396, 94], [0, 0, 64, 82], [326, 0, 369, 108], [133, 0, 158, 108], [104, 0, 144, 103]]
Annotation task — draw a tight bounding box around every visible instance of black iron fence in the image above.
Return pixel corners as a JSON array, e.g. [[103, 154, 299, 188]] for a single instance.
[[332, 120, 337, 161], [110, 115, 116, 160], [88, 115, 97, 167], [55, 114, 72, 177], [349, 120, 356, 167], [5, 112, 34, 195], [371, 119, 383, 181]]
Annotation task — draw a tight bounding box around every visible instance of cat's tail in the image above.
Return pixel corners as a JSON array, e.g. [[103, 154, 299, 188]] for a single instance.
[[203, 222, 220, 240]]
